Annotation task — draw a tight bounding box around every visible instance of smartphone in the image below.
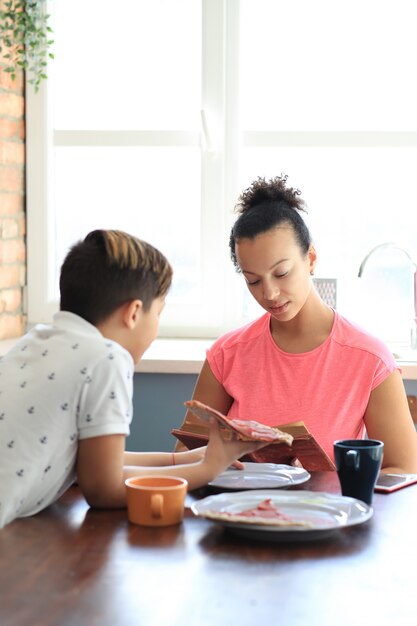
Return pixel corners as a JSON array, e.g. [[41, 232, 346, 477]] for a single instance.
[[374, 473, 417, 493]]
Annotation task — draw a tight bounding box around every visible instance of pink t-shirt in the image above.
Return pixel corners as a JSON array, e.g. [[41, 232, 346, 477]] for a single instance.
[[207, 311, 398, 460]]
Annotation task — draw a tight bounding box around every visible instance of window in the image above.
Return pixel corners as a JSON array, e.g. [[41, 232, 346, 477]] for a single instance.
[[27, 0, 417, 345]]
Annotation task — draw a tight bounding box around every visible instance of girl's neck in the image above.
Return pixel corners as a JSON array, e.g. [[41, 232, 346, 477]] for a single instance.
[[270, 291, 334, 354]]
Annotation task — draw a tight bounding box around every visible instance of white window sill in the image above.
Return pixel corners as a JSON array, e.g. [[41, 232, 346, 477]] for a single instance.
[[135, 338, 214, 374], [1, 337, 417, 379]]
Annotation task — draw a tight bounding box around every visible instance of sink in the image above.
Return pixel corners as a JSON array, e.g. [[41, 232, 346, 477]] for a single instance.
[[392, 349, 417, 362]]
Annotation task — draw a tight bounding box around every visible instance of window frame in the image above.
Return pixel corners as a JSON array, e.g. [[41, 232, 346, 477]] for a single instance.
[[26, 0, 244, 337], [26, 0, 417, 346]]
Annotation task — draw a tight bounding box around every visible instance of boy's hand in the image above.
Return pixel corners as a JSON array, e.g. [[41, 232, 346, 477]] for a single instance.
[[204, 417, 267, 476]]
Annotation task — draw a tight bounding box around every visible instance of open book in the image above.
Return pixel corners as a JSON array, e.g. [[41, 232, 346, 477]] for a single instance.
[[172, 400, 336, 472]]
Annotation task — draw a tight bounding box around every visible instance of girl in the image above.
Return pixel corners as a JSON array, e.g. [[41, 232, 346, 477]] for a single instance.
[[177, 176, 417, 473]]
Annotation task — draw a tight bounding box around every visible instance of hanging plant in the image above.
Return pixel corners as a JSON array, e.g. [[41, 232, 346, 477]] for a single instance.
[[0, 0, 54, 92]]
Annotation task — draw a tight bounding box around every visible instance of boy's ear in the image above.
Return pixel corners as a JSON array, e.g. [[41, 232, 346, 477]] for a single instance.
[[123, 299, 143, 329]]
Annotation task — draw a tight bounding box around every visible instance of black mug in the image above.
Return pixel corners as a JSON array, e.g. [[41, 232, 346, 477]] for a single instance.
[[333, 439, 384, 505]]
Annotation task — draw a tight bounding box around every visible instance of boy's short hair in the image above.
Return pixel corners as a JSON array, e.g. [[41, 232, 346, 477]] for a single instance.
[[59, 230, 173, 325]]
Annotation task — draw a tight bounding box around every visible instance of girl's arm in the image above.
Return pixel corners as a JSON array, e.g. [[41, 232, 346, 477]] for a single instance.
[[364, 370, 417, 473]]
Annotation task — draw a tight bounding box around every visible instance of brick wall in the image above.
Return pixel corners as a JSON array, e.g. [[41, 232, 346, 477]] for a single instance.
[[0, 42, 26, 339]]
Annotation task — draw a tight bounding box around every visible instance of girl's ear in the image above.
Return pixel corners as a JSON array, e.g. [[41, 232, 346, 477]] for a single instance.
[[123, 299, 143, 329], [308, 244, 317, 275]]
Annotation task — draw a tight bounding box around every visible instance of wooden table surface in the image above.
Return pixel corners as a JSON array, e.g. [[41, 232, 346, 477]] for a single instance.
[[1, 471, 416, 626]]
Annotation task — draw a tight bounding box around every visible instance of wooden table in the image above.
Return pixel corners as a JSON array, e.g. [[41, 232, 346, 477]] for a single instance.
[[1, 472, 416, 626]]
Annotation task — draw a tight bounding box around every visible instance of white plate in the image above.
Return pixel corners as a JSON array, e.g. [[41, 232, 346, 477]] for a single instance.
[[208, 463, 311, 490], [191, 490, 373, 542]]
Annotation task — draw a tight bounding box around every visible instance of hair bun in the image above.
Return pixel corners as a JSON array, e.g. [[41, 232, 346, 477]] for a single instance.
[[235, 174, 306, 214]]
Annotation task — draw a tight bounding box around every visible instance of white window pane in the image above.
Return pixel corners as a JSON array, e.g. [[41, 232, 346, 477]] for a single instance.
[[240, 147, 417, 344], [240, 0, 417, 131], [54, 146, 201, 311], [53, 0, 202, 130]]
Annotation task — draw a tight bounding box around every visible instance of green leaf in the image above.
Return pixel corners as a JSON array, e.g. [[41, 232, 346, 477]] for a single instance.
[[0, 0, 53, 93]]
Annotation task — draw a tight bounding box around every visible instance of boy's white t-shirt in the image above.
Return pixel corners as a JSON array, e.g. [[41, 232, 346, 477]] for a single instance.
[[0, 312, 134, 528]]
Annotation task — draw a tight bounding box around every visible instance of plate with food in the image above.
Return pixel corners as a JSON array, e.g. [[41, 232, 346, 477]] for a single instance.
[[191, 490, 373, 542], [208, 463, 311, 490]]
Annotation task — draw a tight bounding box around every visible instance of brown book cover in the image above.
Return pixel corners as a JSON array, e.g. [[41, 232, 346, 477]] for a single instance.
[[172, 420, 336, 472]]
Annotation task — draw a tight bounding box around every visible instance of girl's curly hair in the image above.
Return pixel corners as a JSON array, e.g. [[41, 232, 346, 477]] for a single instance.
[[235, 174, 305, 214], [229, 174, 311, 271]]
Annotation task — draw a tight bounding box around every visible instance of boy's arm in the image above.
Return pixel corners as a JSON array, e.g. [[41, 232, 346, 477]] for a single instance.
[[124, 447, 206, 467], [77, 437, 207, 509], [76, 435, 127, 508], [77, 435, 214, 507], [77, 422, 267, 508]]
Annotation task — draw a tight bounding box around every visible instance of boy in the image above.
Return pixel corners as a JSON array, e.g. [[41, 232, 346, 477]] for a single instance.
[[0, 230, 264, 528]]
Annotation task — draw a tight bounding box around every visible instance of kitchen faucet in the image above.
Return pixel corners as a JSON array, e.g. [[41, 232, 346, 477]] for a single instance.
[[358, 242, 417, 350]]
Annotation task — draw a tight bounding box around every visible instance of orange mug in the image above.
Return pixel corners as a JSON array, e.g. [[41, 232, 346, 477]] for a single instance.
[[125, 475, 188, 527]]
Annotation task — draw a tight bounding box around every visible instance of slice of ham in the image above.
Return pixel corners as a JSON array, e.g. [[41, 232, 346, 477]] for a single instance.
[[234, 498, 293, 520], [202, 498, 312, 527], [184, 399, 293, 445]]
